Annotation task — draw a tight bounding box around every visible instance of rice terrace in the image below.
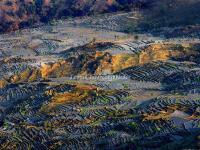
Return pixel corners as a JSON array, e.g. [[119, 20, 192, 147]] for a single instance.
[[0, 0, 200, 149]]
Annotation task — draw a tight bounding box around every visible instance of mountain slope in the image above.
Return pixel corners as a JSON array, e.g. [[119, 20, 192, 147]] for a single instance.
[[0, 0, 149, 32]]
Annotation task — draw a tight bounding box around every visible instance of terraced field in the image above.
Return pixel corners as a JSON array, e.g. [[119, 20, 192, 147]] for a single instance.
[[1, 12, 200, 150]]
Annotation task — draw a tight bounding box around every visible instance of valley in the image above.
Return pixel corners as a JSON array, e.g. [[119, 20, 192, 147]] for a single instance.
[[0, 5, 200, 150]]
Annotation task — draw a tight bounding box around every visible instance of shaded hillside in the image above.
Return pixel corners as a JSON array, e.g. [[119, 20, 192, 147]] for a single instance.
[[137, 0, 200, 31], [0, 0, 149, 33]]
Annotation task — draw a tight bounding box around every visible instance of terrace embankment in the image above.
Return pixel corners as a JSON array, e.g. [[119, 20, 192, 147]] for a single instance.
[[0, 42, 199, 88]]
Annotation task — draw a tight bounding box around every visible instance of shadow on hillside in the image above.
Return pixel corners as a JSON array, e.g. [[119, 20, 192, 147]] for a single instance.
[[127, 0, 200, 38]]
